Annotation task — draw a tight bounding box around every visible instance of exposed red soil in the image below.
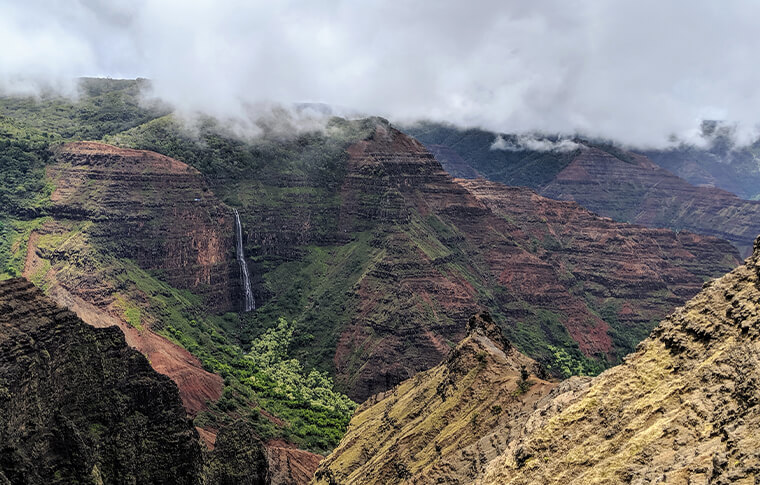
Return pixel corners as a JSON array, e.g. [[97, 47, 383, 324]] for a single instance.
[[266, 440, 323, 485]]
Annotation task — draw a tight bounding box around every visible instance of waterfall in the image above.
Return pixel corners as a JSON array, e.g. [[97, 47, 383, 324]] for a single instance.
[[233, 209, 255, 312]]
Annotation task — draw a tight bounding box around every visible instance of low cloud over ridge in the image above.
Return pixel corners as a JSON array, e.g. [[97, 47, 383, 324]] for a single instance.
[[2, 0, 760, 147]]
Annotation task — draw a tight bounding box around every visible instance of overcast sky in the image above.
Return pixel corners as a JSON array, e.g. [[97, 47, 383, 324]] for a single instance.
[[2, 0, 759, 146]]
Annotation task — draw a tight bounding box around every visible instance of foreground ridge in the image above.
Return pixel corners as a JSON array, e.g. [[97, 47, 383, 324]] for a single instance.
[[315, 236, 760, 485], [481, 235, 760, 484], [0, 278, 203, 484]]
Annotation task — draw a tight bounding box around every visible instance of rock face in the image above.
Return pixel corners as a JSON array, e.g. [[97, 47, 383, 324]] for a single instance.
[[331, 125, 738, 400], [480, 236, 760, 484], [317, 237, 760, 484], [203, 422, 268, 485], [49, 142, 237, 311], [459, 178, 739, 358], [314, 312, 557, 485], [0, 277, 203, 484], [541, 147, 760, 257], [27, 142, 230, 416], [267, 441, 324, 485]]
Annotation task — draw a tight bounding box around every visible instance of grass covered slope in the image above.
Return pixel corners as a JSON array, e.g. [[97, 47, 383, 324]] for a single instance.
[[481, 236, 760, 484], [0, 78, 168, 140], [314, 313, 556, 485]]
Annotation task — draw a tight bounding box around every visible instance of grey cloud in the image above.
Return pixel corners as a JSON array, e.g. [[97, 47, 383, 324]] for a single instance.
[[2, 0, 760, 147]]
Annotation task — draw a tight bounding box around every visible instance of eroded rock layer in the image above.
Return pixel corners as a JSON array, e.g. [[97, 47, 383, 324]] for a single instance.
[[49, 141, 237, 311], [540, 148, 760, 258], [0, 278, 203, 484], [314, 313, 557, 485], [407, 124, 760, 258], [332, 125, 739, 399]]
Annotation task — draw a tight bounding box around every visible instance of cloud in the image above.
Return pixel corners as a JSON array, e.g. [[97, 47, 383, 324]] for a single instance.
[[491, 134, 582, 152], [2, 0, 760, 147]]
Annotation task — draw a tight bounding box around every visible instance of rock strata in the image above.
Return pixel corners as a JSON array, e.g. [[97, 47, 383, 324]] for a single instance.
[[49, 141, 237, 311], [333, 125, 739, 399]]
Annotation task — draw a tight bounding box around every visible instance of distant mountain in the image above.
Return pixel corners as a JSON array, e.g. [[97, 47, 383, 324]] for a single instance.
[[643, 121, 760, 200], [405, 122, 760, 257]]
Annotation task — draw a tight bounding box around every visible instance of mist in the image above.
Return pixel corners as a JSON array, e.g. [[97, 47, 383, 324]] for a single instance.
[[2, 0, 760, 147]]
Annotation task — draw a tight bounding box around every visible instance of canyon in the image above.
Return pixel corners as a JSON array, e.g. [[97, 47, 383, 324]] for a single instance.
[[13, 117, 740, 406], [0, 80, 753, 482]]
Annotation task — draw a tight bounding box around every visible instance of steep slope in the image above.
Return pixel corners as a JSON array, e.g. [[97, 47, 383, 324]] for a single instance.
[[481, 235, 760, 484], [459, 178, 739, 359], [332, 125, 737, 398], [26, 141, 235, 415], [425, 144, 480, 178], [406, 123, 760, 257], [0, 278, 203, 484], [317, 236, 760, 485], [642, 122, 760, 201], [49, 141, 237, 311], [313, 313, 556, 485]]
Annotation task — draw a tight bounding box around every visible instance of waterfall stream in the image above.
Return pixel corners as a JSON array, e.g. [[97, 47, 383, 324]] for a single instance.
[[233, 209, 255, 312]]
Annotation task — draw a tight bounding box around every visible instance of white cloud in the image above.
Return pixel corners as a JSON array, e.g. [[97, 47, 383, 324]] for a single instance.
[[490, 134, 582, 152], [2, 0, 760, 147]]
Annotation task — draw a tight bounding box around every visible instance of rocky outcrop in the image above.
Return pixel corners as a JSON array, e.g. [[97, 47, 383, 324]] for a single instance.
[[49, 142, 238, 311], [331, 125, 739, 400], [480, 236, 760, 484], [314, 313, 556, 485], [203, 422, 269, 485], [267, 441, 324, 485], [0, 277, 203, 484]]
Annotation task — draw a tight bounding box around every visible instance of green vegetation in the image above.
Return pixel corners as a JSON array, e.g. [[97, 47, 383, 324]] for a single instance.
[[0, 117, 55, 218], [22, 218, 356, 453], [546, 345, 605, 379], [504, 306, 607, 377], [0, 217, 48, 279], [106, 114, 377, 187], [0, 78, 167, 140]]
